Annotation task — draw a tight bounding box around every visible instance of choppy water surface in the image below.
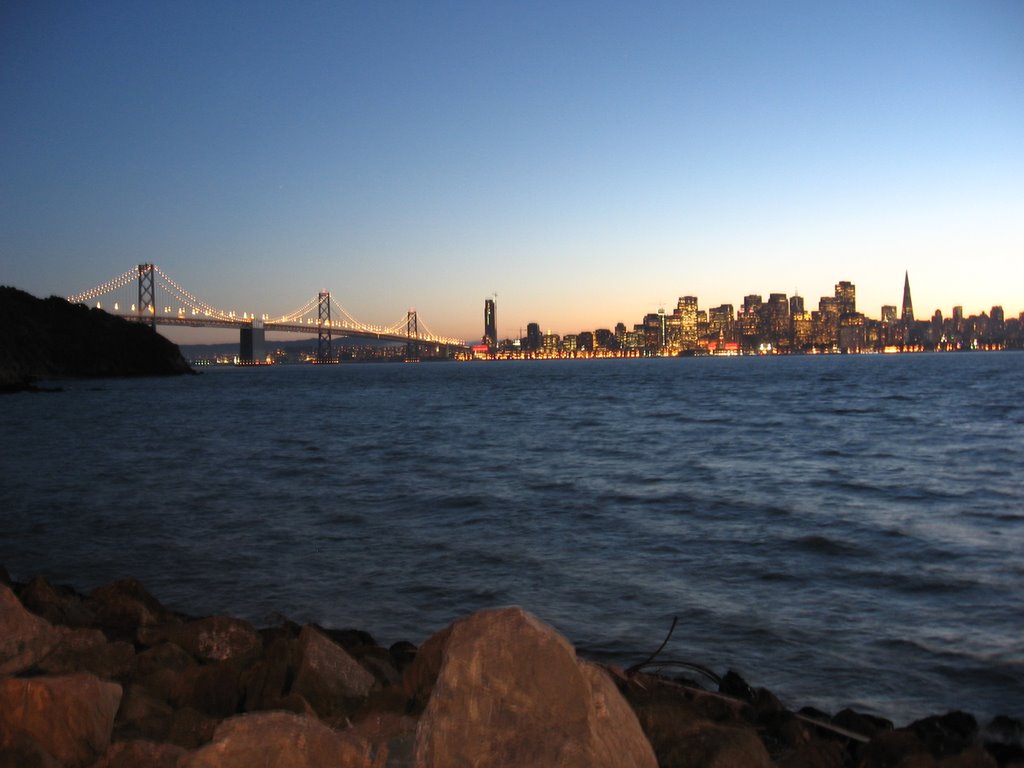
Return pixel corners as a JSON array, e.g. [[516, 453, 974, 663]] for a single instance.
[[2, 353, 1022, 722]]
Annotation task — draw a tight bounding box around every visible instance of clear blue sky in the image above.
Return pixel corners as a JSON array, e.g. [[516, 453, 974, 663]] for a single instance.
[[2, 1, 1022, 342]]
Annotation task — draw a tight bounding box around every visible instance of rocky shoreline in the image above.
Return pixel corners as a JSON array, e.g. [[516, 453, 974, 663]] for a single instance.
[[0, 286, 193, 393], [1, 568, 1020, 767]]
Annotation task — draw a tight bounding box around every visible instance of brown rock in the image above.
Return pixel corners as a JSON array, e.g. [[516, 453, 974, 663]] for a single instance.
[[165, 706, 219, 750], [132, 642, 199, 705], [112, 683, 175, 742], [134, 641, 196, 676], [402, 623, 452, 710], [668, 721, 774, 768], [18, 576, 96, 628], [0, 583, 65, 675], [292, 624, 375, 718], [91, 739, 187, 768], [0, 729, 61, 768], [779, 740, 849, 768], [411, 606, 657, 768], [0, 672, 122, 768], [173, 615, 263, 663], [37, 627, 134, 680], [179, 711, 367, 768], [240, 635, 301, 712], [859, 729, 928, 767], [347, 710, 418, 767], [833, 708, 893, 739], [88, 578, 168, 638], [909, 712, 979, 759], [183, 659, 247, 718], [351, 643, 403, 687]]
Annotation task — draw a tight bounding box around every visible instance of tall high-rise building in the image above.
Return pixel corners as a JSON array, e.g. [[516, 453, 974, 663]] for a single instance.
[[677, 296, 698, 350], [526, 322, 541, 352], [740, 295, 762, 341], [881, 305, 897, 324], [708, 304, 734, 340], [901, 272, 914, 324], [614, 322, 627, 345], [483, 298, 497, 349], [789, 295, 805, 315], [766, 293, 789, 348], [835, 281, 856, 315]]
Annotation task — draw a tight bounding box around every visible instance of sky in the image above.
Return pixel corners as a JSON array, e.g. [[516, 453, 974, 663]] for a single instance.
[[2, 1, 1022, 343]]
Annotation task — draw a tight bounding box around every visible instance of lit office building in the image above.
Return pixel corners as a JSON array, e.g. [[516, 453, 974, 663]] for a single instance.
[[483, 298, 497, 350]]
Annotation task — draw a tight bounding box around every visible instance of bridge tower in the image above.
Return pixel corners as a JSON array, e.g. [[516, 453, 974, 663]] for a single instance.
[[137, 264, 156, 328], [406, 310, 419, 362], [317, 291, 332, 363]]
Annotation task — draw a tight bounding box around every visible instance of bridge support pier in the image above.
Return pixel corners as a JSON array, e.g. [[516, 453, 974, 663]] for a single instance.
[[240, 326, 265, 363]]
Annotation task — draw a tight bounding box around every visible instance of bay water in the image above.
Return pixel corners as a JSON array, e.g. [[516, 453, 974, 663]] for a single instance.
[[1, 353, 1022, 723]]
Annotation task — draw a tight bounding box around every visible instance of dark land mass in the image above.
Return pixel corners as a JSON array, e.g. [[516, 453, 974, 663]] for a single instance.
[[0, 286, 193, 392], [1, 567, 1021, 767]]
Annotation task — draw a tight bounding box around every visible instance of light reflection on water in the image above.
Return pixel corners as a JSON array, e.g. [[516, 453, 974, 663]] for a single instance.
[[1, 353, 1022, 722]]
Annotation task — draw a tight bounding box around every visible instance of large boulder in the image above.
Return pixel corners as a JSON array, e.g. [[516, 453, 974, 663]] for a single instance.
[[18, 576, 96, 628], [409, 606, 658, 768], [179, 711, 367, 768], [291, 625, 375, 718], [91, 739, 187, 768], [88, 578, 169, 639], [0, 672, 122, 768], [0, 583, 65, 676], [37, 627, 134, 680], [170, 616, 264, 664]]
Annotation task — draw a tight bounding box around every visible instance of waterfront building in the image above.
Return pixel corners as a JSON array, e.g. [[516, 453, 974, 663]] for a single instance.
[[643, 312, 665, 352], [792, 310, 813, 350], [542, 332, 560, 356], [838, 312, 866, 353], [789, 294, 805, 315], [594, 328, 615, 351], [614, 322, 627, 346], [881, 305, 897, 324], [740, 295, 762, 349], [708, 304, 735, 343], [765, 293, 789, 350], [677, 296, 698, 351], [526, 322, 541, 353], [483, 298, 497, 350], [835, 281, 856, 315], [815, 296, 840, 349], [901, 272, 914, 324]]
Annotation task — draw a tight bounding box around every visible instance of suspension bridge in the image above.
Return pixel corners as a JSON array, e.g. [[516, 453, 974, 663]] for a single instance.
[[67, 264, 467, 362]]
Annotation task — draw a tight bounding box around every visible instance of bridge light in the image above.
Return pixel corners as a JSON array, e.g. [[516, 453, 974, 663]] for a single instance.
[[114, 303, 119, 311]]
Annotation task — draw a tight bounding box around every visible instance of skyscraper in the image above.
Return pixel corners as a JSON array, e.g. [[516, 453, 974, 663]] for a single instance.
[[901, 272, 914, 324], [835, 281, 856, 316], [483, 298, 497, 350], [526, 322, 541, 352], [677, 296, 698, 350]]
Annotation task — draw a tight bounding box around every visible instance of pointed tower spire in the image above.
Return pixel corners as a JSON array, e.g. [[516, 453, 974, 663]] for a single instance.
[[901, 271, 914, 324]]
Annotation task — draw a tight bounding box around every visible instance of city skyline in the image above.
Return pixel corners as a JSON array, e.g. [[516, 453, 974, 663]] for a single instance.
[[484, 271, 1020, 343], [479, 271, 1022, 356], [2, 2, 1022, 343]]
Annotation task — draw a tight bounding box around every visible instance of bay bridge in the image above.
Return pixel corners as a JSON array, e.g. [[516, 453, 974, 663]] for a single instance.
[[67, 264, 468, 362]]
